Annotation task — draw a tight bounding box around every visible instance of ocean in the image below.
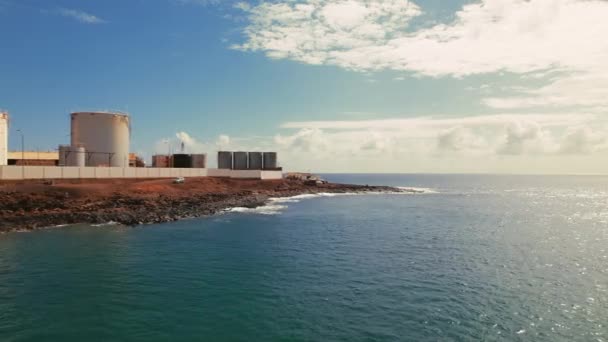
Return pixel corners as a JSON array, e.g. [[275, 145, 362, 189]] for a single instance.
[[0, 174, 606, 341]]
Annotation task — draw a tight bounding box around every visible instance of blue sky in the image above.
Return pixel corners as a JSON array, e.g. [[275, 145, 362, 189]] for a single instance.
[[1, 0, 608, 173]]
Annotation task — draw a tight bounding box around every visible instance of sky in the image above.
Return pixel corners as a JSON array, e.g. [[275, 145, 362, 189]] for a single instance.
[[1, 0, 608, 174]]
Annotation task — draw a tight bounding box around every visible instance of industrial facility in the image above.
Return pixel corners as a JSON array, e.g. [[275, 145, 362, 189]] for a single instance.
[[0, 109, 282, 180]]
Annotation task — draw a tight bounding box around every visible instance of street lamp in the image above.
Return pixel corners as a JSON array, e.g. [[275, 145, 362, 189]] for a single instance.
[[16, 129, 24, 178]]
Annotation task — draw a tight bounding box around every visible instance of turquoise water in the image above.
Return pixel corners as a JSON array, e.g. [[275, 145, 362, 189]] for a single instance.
[[1, 174, 607, 341]]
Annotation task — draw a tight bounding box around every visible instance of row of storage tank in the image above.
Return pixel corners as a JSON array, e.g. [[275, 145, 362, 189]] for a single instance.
[[218, 151, 278, 170]]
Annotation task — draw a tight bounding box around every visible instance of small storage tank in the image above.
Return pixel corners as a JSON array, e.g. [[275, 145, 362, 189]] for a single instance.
[[59, 145, 86, 167], [172, 154, 192, 168], [218, 151, 233, 169], [233, 152, 248, 170], [68, 146, 86, 167], [263, 152, 278, 169], [191, 154, 207, 168], [0, 112, 8, 166], [71, 111, 130, 167], [248, 152, 263, 170]]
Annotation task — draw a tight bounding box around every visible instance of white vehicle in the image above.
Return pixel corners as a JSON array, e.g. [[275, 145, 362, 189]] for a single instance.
[[173, 177, 185, 184]]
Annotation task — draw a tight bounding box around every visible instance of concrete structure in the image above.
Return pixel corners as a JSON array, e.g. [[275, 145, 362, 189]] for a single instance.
[[0, 166, 282, 180], [152, 155, 171, 168], [8, 151, 59, 166], [248, 152, 263, 170], [191, 154, 207, 168], [233, 152, 248, 170], [0, 112, 7, 166], [263, 152, 278, 169], [71, 111, 130, 167], [218, 151, 233, 169]]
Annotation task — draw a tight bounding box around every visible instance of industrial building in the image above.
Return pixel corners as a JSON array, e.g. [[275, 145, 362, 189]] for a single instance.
[[129, 153, 145, 168], [152, 155, 171, 168], [71, 111, 130, 167], [8, 151, 59, 166], [0, 111, 7, 166]]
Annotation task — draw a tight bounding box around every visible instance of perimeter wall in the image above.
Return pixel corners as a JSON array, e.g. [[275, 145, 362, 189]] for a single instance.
[[0, 166, 282, 180]]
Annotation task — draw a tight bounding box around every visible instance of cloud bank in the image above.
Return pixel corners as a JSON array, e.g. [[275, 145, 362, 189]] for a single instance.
[[234, 0, 608, 110]]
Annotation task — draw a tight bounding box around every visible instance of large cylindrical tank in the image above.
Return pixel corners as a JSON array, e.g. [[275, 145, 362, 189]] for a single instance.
[[172, 154, 192, 168], [233, 152, 248, 170], [248, 152, 263, 170], [0, 112, 8, 166], [217, 151, 233, 169], [263, 152, 278, 169], [191, 154, 207, 168], [71, 112, 130, 167]]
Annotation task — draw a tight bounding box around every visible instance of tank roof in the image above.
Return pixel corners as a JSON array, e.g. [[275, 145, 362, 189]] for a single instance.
[[71, 111, 129, 117]]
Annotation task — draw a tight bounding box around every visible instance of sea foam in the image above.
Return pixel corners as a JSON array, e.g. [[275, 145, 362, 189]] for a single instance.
[[225, 187, 437, 215]]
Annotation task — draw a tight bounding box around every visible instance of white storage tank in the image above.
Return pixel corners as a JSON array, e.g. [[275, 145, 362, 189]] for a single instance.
[[59, 145, 86, 167], [71, 111, 130, 167], [0, 112, 7, 166]]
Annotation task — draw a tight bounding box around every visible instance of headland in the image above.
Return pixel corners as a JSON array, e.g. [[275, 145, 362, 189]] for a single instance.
[[0, 178, 400, 233]]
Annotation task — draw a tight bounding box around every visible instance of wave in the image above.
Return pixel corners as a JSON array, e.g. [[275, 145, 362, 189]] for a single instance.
[[224, 204, 288, 215], [225, 187, 438, 215], [397, 187, 439, 194], [91, 221, 119, 227]]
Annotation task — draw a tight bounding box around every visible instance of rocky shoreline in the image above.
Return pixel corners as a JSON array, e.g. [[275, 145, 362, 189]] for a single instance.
[[0, 178, 400, 233]]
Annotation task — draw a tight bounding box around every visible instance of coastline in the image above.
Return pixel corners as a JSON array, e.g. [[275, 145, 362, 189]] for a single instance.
[[0, 177, 401, 233]]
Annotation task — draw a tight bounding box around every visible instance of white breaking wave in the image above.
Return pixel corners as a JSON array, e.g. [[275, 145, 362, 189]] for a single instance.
[[91, 221, 119, 227], [225, 187, 437, 215], [225, 204, 288, 215], [397, 187, 438, 194]]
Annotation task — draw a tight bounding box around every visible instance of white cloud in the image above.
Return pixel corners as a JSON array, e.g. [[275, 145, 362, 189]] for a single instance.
[[559, 126, 607, 155], [437, 126, 488, 155], [234, 0, 608, 109], [496, 121, 556, 155], [58, 8, 106, 24]]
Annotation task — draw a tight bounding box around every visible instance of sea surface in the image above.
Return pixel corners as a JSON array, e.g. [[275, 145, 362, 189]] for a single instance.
[[1, 174, 607, 341]]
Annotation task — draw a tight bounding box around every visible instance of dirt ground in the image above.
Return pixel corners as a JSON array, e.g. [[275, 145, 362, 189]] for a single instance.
[[0, 177, 289, 199]]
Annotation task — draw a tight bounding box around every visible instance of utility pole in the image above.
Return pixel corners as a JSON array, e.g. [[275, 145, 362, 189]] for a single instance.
[[16, 129, 24, 178]]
